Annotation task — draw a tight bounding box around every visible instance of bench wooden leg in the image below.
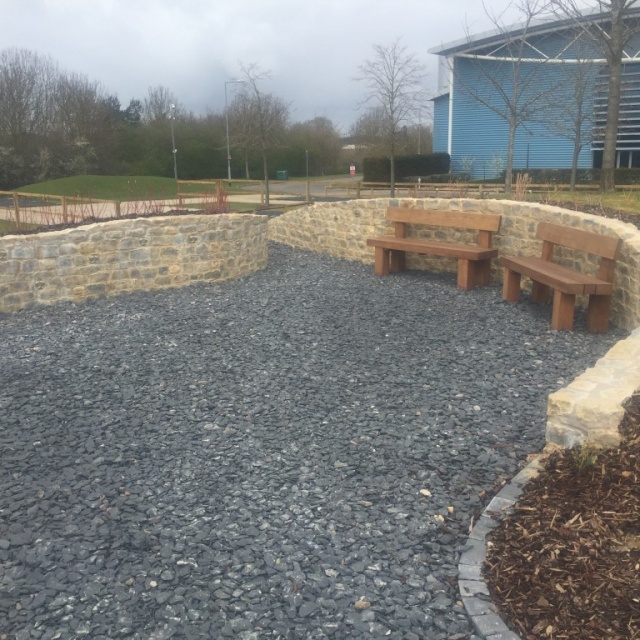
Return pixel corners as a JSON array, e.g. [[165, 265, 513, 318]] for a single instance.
[[374, 247, 390, 276], [458, 259, 472, 290], [389, 250, 406, 273], [531, 281, 551, 304], [551, 290, 575, 330], [587, 294, 612, 333], [458, 259, 491, 290], [502, 268, 521, 302]]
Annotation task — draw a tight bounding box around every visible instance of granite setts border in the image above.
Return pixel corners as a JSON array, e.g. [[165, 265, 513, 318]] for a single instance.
[[458, 459, 545, 640], [269, 197, 640, 448], [0, 213, 268, 312]]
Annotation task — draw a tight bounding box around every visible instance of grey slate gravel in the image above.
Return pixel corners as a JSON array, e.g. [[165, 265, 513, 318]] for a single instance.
[[0, 242, 623, 639]]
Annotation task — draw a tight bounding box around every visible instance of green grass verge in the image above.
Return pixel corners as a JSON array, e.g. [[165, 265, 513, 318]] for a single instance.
[[0, 219, 39, 234], [15, 176, 180, 201], [532, 189, 640, 216]]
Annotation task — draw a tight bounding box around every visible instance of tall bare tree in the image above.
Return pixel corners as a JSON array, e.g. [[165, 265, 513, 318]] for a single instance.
[[232, 64, 289, 205], [549, 0, 640, 190], [538, 41, 598, 190], [0, 48, 59, 144], [454, 0, 560, 194], [356, 39, 423, 196]]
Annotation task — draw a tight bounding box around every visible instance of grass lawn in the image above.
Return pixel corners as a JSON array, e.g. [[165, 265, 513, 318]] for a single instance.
[[16, 176, 180, 201]]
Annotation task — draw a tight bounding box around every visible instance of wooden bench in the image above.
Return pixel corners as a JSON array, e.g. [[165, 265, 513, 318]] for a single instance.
[[500, 221, 621, 332], [366, 207, 502, 290]]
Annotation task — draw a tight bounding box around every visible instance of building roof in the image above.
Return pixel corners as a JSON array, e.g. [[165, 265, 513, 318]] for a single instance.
[[429, 6, 640, 57]]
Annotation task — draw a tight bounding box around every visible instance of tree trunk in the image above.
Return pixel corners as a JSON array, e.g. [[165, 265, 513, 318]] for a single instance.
[[390, 154, 396, 197], [570, 96, 583, 192], [244, 153, 250, 179], [602, 4, 625, 191], [570, 142, 580, 191], [505, 119, 517, 196], [263, 152, 270, 205]]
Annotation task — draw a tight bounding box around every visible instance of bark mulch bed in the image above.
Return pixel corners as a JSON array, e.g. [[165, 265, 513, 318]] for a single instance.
[[484, 392, 640, 640]]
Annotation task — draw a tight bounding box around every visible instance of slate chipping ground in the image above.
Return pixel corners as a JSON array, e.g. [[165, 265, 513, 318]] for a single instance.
[[0, 242, 624, 640]]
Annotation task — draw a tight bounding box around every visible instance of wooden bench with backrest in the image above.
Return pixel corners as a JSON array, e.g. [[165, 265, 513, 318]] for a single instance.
[[366, 207, 502, 290], [500, 221, 621, 332]]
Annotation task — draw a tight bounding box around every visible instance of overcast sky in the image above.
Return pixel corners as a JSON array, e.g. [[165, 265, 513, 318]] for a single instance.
[[5, 0, 527, 131]]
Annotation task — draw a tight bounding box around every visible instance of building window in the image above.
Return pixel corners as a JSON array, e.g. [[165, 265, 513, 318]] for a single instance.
[[593, 61, 640, 167]]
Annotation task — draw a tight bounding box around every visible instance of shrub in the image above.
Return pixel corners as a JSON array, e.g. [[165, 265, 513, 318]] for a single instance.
[[509, 168, 593, 184], [592, 168, 640, 185], [362, 153, 451, 182]]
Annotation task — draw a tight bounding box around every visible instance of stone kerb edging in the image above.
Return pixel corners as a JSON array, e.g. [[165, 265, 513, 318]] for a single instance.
[[268, 197, 640, 448], [458, 459, 544, 640], [0, 213, 268, 313]]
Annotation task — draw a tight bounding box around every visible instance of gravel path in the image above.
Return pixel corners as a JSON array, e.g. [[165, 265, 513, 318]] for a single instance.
[[0, 243, 623, 640]]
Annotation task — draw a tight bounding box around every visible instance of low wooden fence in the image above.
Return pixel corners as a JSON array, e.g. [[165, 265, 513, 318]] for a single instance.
[[0, 190, 231, 231]]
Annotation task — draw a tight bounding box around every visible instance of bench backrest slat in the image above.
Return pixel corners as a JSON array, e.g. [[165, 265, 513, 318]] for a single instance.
[[536, 221, 620, 260], [387, 207, 501, 232]]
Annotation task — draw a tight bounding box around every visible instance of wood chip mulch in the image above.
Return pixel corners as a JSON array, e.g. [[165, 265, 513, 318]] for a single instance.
[[484, 391, 640, 640]]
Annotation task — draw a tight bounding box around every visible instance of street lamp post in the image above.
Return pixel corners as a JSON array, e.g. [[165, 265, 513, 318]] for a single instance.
[[169, 104, 177, 179], [305, 149, 309, 178], [169, 103, 178, 180], [225, 80, 245, 182]]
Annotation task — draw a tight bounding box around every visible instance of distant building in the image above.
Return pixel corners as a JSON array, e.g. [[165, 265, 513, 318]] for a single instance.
[[430, 9, 640, 180]]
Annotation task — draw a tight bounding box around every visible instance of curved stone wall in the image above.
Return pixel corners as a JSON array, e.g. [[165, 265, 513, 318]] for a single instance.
[[0, 213, 268, 313], [269, 197, 640, 330], [269, 198, 640, 447]]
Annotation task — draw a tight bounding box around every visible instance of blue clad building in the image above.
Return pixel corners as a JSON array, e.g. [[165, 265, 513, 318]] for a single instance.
[[430, 9, 640, 180]]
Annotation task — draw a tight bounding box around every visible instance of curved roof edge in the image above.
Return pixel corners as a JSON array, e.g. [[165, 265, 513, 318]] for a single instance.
[[429, 6, 640, 57]]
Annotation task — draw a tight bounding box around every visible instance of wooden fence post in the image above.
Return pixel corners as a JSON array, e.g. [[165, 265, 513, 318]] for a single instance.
[[61, 196, 68, 223], [115, 201, 121, 218], [12, 195, 21, 230]]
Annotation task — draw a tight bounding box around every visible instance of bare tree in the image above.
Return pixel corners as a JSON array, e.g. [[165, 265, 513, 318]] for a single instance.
[[549, 0, 640, 190], [233, 64, 289, 205], [142, 85, 181, 123], [356, 39, 423, 196], [228, 95, 261, 179], [454, 0, 560, 194], [538, 41, 597, 190], [0, 48, 59, 143]]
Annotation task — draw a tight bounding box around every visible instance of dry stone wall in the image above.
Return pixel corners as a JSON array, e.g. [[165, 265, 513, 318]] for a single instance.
[[269, 197, 640, 448], [0, 213, 268, 312]]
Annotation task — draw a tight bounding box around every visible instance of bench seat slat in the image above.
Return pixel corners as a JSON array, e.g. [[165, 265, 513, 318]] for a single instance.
[[367, 236, 498, 261], [500, 255, 613, 295]]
